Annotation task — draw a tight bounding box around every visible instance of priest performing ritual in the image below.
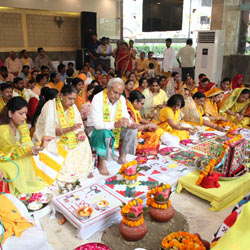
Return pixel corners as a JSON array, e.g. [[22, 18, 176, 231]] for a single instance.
[[87, 78, 138, 175]]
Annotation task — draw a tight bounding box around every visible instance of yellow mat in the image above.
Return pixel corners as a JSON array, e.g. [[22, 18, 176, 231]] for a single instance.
[[177, 171, 250, 211]]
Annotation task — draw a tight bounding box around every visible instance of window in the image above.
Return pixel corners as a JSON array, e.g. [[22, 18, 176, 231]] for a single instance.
[[201, 0, 212, 7], [200, 16, 210, 25]]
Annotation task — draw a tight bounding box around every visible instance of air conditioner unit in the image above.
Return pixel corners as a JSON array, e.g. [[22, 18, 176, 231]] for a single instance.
[[195, 30, 225, 85]]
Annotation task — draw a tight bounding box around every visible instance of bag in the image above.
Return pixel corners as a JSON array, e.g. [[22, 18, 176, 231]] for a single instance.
[[161, 132, 180, 147]]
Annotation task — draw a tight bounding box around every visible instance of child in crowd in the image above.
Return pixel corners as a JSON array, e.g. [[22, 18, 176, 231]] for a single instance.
[[65, 68, 74, 85], [148, 63, 155, 78]]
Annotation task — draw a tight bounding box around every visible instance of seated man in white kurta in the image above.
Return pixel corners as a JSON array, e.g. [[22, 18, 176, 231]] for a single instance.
[[87, 78, 138, 175]]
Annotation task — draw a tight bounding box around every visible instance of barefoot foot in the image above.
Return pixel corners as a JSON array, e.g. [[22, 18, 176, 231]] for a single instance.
[[98, 160, 110, 176], [117, 157, 128, 165], [87, 173, 94, 178]]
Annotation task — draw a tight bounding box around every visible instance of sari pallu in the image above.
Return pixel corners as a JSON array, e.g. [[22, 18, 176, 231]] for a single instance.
[[127, 101, 162, 156], [220, 87, 250, 128], [203, 88, 233, 127], [178, 82, 198, 96], [198, 82, 216, 93], [231, 74, 244, 90], [116, 49, 133, 76]]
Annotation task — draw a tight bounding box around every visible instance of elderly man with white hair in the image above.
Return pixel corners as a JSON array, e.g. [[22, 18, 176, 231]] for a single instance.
[[87, 78, 138, 175]]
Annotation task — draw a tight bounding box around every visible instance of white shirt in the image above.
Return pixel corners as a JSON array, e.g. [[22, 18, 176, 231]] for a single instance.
[[13, 88, 31, 102], [96, 44, 113, 60], [176, 45, 196, 67], [87, 90, 130, 130], [162, 47, 175, 72]]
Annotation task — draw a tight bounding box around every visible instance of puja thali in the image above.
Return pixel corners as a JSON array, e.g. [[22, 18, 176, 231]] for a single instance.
[[195, 156, 249, 181]]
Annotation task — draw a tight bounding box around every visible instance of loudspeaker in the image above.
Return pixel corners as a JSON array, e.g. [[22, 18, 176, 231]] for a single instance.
[[81, 11, 97, 49], [76, 49, 85, 70]]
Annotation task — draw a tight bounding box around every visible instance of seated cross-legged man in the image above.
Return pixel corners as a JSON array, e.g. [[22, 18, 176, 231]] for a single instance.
[[87, 78, 138, 176]]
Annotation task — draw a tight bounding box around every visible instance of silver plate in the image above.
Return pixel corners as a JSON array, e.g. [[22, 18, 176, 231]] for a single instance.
[[27, 201, 43, 211]]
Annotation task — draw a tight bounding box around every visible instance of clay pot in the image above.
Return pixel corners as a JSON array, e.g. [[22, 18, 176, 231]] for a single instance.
[[119, 214, 148, 241], [149, 201, 174, 222]]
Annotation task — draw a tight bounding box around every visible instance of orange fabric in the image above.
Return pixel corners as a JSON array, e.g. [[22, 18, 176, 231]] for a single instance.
[[75, 95, 85, 112], [203, 98, 233, 127], [136, 132, 160, 156], [47, 81, 64, 92], [78, 73, 87, 82], [218, 92, 230, 110], [0, 194, 33, 244], [204, 87, 223, 98]]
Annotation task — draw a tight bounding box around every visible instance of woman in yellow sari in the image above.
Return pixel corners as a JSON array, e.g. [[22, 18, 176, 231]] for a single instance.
[[220, 88, 250, 128], [153, 94, 195, 140], [141, 78, 168, 118], [178, 74, 198, 95], [203, 87, 233, 127], [127, 90, 163, 155], [33, 85, 93, 183], [181, 90, 225, 132], [0, 97, 52, 195]]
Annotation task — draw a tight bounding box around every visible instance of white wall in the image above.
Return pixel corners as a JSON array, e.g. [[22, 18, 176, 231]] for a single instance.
[[0, 0, 119, 19]]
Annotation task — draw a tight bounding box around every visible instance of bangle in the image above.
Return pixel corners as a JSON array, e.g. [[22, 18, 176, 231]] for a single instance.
[[60, 128, 63, 135], [31, 146, 39, 155]]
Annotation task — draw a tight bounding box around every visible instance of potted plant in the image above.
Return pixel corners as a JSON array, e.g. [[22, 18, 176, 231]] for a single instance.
[[147, 183, 174, 222], [119, 199, 148, 241], [119, 160, 141, 185]]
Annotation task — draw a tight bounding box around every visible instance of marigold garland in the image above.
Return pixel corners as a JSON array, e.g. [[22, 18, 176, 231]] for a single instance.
[[121, 173, 139, 181], [122, 215, 144, 227], [147, 183, 171, 210], [119, 160, 137, 173], [120, 198, 143, 217], [161, 231, 206, 250], [147, 198, 171, 209], [196, 133, 243, 185]]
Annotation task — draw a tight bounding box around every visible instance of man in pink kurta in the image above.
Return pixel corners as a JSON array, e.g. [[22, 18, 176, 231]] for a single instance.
[[4, 51, 22, 77]]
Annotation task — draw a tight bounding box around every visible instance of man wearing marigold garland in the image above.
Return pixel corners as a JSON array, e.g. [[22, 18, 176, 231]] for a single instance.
[[87, 78, 138, 175]]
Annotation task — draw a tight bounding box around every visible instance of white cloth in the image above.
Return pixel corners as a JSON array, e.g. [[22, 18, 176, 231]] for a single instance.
[[1, 194, 53, 250], [26, 88, 39, 100], [33, 99, 93, 183], [176, 45, 196, 67], [87, 90, 131, 130], [13, 88, 31, 102], [161, 132, 180, 147], [96, 44, 113, 60], [162, 47, 175, 72]]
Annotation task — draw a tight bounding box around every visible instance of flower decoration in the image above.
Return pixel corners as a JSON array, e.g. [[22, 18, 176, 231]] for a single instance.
[[180, 139, 197, 146], [120, 199, 144, 227], [196, 134, 243, 185], [147, 183, 171, 210], [119, 160, 140, 181], [226, 126, 240, 137], [161, 231, 206, 250], [136, 156, 147, 164], [27, 192, 43, 203]]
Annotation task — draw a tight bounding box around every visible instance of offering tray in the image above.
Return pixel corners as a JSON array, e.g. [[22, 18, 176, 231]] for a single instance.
[[195, 156, 249, 181]]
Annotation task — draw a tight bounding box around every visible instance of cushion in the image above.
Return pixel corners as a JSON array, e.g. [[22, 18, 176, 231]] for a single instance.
[[177, 170, 250, 211]]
